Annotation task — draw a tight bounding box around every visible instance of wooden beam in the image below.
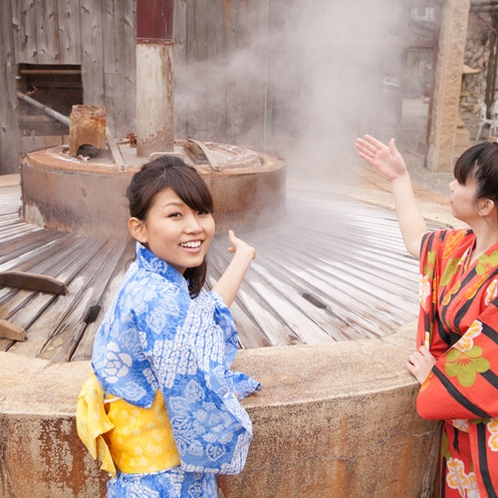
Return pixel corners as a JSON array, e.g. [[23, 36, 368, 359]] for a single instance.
[[0, 319, 26, 342], [0, 271, 68, 295]]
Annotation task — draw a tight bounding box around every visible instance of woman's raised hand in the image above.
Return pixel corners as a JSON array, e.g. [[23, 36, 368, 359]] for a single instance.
[[213, 230, 256, 307], [354, 134, 425, 259], [355, 134, 408, 181], [226, 229, 256, 261]]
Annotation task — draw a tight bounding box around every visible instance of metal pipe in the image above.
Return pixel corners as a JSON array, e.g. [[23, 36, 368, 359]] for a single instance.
[[136, 0, 175, 157], [19, 69, 82, 76], [137, 0, 174, 41], [16, 91, 70, 127]]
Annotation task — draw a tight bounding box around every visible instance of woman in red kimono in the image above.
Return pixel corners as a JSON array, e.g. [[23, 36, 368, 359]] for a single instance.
[[356, 135, 498, 498]]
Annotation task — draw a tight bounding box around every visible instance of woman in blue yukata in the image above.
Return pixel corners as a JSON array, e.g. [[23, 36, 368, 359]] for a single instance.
[[77, 155, 261, 497]]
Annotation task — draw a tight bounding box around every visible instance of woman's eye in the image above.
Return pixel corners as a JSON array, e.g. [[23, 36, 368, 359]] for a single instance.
[[168, 212, 182, 218]]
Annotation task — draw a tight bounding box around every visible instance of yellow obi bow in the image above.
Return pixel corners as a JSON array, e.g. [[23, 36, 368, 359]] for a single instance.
[[76, 373, 180, 476]]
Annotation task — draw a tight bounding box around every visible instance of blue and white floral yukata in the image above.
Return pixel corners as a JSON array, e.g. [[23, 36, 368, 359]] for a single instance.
[[89, 242, 261, 497]]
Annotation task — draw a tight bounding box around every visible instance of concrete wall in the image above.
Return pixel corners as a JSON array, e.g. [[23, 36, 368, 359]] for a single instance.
[[0, 322, 440, 498]]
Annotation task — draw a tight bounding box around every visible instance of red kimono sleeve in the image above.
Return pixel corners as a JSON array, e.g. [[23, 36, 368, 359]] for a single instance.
[[417, 299, 498, 420]]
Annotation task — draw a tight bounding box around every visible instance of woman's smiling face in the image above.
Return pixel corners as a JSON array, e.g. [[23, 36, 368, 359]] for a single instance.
[[129, 187, 215, 274]]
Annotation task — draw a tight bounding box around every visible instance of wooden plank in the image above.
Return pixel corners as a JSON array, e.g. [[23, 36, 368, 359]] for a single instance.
[[15, 0, 38, 63], [248, 216, 418, 328], [35, 0, 61, 64], [185, 0, 208, 138], [207, 270, 295, 348], [221, 297, 273, 349], [58, 0, 82, 64], [0, 319, 26, 342], [71, 239, 134, 361], [276, 221, 418, 292], [283, 261, 414, 325], [224, 0, 267, 147], [37, 239, 129, 362], [204, 0, 227, 140], [0, 208, 22, 219], [80, 0, 105, 105], [101, 0, 127, 137], [0, 0, 22, 175], [0, 221, 40, 240], [0, 271, 68, 295], [252, 258, 390, 339], [21, 134, 66, 153], [0, 230, 63, 265], [0, 182, 425, 358], [0, 232, 82, 272], [209, 192, 419, 343], [10, 0, 21, 60], [7, 238, 117, 358], [0, 216, 24, 230], [248, 275, 340, 344], [213, 239, 379, 342], [249, 258, 372, 341], [122, 0, 136, 133], [0, 237, 103, 330], [207, 241, 301, 346]]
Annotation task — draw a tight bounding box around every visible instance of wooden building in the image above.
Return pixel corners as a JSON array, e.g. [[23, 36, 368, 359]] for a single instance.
[[2, 0, 475, 176], [1, 0, 272, 175]]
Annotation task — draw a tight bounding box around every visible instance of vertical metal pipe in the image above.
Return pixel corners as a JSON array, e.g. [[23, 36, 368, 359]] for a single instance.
[[136, 0, 175, 157], [137, 0, 174, 41]]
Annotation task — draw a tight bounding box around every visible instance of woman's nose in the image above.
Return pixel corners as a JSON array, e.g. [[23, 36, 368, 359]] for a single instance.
[[185, 214, 202, 232]]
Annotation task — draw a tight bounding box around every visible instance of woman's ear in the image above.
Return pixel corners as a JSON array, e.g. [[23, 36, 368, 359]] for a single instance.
[[488, 200, 498, 218], [479, 199, 496, 215], [128, 217, 148, 243]]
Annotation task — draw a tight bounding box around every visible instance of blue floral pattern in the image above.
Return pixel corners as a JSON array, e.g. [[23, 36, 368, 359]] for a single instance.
[[92, 242, 260, 497]]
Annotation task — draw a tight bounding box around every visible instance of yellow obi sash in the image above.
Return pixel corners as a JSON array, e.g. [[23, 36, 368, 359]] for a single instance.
[[76, 373, 180, 476]]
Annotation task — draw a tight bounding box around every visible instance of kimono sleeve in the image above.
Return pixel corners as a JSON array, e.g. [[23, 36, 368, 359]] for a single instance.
[[417, 229, 453, 357], [417, 298, 498, 420], [137, 284, 255, 475], [210, 291, 261, 400]]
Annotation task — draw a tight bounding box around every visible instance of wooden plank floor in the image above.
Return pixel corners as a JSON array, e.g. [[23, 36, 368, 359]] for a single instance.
[[0, 183, 420, 362]]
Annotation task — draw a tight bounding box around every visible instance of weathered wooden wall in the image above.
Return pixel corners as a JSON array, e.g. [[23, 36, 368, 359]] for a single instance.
[[174, 0, 269, 146], [0, 0, 22, 175], [0, 0, 269, 174]]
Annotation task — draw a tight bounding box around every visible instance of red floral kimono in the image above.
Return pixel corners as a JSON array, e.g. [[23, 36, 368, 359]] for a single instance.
[[417, 229, 498, 498]]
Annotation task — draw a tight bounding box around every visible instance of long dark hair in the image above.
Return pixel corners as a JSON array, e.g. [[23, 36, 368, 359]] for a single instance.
[[126, 155, 214, 297], [454, 142, 498, 207]]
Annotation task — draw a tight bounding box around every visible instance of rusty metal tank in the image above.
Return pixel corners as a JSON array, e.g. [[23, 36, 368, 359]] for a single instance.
[[20, 139, 286, 239]]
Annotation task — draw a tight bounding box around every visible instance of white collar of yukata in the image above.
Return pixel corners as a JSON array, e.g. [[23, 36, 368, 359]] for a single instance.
[[135, 242, 188, 288]]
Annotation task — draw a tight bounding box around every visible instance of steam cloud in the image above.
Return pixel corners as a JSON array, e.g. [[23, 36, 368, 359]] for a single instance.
[[175, 1, 415, 184]]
